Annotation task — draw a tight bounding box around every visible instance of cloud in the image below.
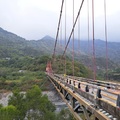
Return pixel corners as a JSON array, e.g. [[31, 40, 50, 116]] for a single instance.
[[0, 0, 120, 41]]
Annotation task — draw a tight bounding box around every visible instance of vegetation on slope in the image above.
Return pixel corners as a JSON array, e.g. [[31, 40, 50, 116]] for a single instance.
[[0, 55, 93, 90], [52, 56, 93, 78], [0, 85, 75, 120], [0, 27, 120, 81]]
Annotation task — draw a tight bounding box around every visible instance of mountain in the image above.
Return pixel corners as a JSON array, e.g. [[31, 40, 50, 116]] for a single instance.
[[0, 27, 119, 71], [0, 27, 27, 57], [68, 39, 120, 64], [0, 28, 56, 57], [0, 27, 72, 59], [41, 35, 55, 41]]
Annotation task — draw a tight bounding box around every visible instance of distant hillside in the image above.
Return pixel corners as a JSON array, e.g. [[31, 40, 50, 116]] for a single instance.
[[0, 27, 119, 72], [68, 39, 120, 64], [0, 27, 70, 58], [0, 28, 56, 57]]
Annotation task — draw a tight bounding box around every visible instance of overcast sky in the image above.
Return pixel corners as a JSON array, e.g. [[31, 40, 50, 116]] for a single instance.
[[0, 0, 120, 41]]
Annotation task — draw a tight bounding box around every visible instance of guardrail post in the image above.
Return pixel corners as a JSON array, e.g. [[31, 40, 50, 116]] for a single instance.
[[67, 79, 68, 83], [96, 88, 102, 109], [107, 83, 110, 89], [97, 88, 102, 98], [69, 80, 71, 84], [85, 85, 89, 92], [78, 83, 81, 89], [117, 94, 120, 107], [73, 81, 75, 86]]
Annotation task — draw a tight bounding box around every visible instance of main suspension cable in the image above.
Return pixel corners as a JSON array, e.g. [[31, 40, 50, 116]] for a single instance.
[[52, 0, 64, 59], [62, 0, 85, 57]]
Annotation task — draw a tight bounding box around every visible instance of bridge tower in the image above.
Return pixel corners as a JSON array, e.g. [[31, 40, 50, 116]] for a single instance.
[[46, 61, 52, 74]]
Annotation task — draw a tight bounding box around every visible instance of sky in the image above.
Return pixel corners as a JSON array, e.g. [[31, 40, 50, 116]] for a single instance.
[[0, 0, 120, 41]]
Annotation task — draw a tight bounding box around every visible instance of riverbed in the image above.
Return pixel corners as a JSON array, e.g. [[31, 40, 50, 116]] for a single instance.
[[0, 90, 67, 112]]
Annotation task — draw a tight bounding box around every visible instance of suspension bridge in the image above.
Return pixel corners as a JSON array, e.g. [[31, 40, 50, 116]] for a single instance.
[[46, 0, 120, 120]]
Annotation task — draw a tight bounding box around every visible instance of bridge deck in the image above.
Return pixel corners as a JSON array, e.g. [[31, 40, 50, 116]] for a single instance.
[[47, 73, 120, 120]]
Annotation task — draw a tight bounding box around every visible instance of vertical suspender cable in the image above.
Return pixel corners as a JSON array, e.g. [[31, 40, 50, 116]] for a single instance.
[[92, 0, 96, 81], [78, 9, 81, 78], [60, 19, 63, 69], [87, 0, 90, 56], [60, 19, 62, 48], [64, 0, 67, 75], [87, 0, 91, 72], [104, 0, 108, 80], [72, 0, 75, 77], [78, 6, 80, 75], [59, 20, 64, 71], [78, 12, 80, 54]]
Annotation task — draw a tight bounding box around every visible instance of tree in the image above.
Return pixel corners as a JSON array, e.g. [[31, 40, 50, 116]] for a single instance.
[[8, 90, 27, 119], [0, 105, 18, 120], [25, 85, 56, 119], [8, 85, 56, 120]]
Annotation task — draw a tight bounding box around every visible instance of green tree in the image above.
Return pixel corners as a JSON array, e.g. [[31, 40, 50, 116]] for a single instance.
[[8, 90, 27, 119], [8, 85, 56, 120], [0, 105, 18, 120], [25, 85, 56, 119]]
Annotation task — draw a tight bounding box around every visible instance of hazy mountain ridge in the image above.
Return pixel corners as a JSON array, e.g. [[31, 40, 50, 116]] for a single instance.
[[0, 28, 56, 57], [0, 27, 71, 57], [0, 27, 119, 70], [68, 39, 120, 63]]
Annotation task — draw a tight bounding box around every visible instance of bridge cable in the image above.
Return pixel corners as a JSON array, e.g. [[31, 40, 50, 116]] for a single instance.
[[52, 0, 64, 60], [64, 0, 67, 75], [92, 0, 96, 81], [87, 0, 90, 59], [87, 0, 92, 72], [104, 0, 108, 80], [77, 6, 81, 80], [78, 13, 80, 55], [62, 0, 85, 57], [60, 18, 62, 47], [72, 0, 75, 77], [59, 17, 63, 69]]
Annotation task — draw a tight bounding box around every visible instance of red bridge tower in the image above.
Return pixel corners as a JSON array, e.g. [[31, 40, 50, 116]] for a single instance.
[[46, 61, 52, 74]]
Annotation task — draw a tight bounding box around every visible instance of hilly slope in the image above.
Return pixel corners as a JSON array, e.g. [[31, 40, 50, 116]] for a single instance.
[[0, 28, 56, 57], [0, 27, 119, 72], [68, 39, 120, 64], [0, 27, 70, 58], [0, 27, 39, 57]]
